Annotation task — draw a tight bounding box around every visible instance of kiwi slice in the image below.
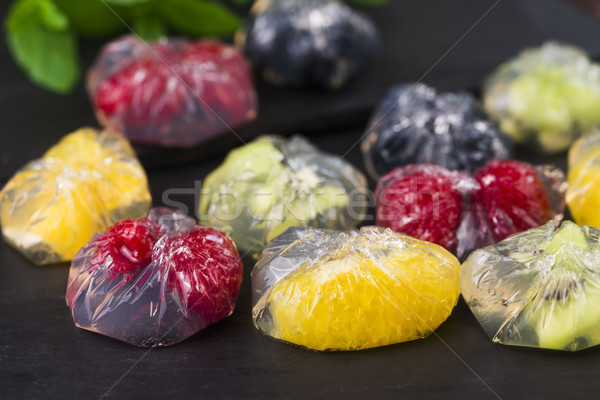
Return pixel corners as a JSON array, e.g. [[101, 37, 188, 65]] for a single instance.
[[528, 222, 600, 350], [265, 187, 348, 242], [543, 221, 588, 253]]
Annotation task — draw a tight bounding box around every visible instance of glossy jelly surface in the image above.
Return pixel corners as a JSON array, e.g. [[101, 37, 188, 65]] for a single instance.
[[0, 128, 151, 264], [88, 35, 257, 147], [375, 160, 566, 260], [483, 42, 600, 154], [362, 83, 513, 180], [238, 0, 379, 89], [567, 130, 600, 227], [252, 226, 460, 351], [462, 221, 600, 351], [66, 207, 243, 347], [199, 135, 367, 258]]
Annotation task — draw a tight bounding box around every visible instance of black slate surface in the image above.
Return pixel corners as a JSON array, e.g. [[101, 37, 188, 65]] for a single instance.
[[1, 0, 599, 399]]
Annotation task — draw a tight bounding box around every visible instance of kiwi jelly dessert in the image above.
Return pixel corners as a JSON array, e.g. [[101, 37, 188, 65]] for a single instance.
[[461, 220, 600, 351]]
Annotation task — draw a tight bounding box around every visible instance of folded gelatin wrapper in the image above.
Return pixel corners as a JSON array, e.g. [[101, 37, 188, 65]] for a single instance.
[[199, 135, 367, 258], [375, 160, 566, 260], [483, 42, 600, 155], [87, 35, 258, 147], [361, 83, 513, 181], [66, 207, 243, 347], [0, 128, 151, 265], [462, 221, 600, 351], [252, 226, 461, 351], [237, 0, 379, 89], [567, 130, 600, 227]]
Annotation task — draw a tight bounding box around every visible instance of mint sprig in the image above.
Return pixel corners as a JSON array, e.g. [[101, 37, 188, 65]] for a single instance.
[[6, 0, 79, 93], [4, 0, 243, 93]]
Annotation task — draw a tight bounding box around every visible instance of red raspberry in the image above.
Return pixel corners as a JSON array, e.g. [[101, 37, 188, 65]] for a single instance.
[[89, 36, 257, 147], [90, 217, 243, 321], [473, 159, 553, 241], [159, 227, 244, 325], [67, 208, 244, 346], [375, 165, 465, 252], [93, 74, 132, 115], [94, 58, 191, 128], [93, 219, 158, 273]]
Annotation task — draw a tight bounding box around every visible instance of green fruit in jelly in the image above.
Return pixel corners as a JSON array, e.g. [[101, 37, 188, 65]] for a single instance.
[[264, 181, 348, 242], [543, 221, 588, 254], [528, 222, 600, 351], [198, 136, 365, 257], [533, 281, 600, 351], [507, 69, 571, 134]]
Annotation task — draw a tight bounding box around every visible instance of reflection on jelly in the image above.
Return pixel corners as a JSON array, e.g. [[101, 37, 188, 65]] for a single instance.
[[238, 0, 379, 89], [567, 130, 600, 227], [462, 221, 600, 351], [0, 128, 151, 264], [361, 83, 513, 181], [66, 207, 244, 347], [199, 135, 367, 258], [252, 226, 460, 351], [483, 42, 600, 155]]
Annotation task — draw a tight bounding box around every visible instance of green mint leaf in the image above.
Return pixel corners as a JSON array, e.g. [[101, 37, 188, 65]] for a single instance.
[[6, 0, 79, 93], [133, 14, 166, 41], [6, 0, 40, 32], [38, 0, 69, 32], [53, 0, 128, 37], [159, 0, 241, 37]]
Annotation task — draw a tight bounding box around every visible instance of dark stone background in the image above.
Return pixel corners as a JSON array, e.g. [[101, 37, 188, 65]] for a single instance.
[[1, 0, 598, 398]]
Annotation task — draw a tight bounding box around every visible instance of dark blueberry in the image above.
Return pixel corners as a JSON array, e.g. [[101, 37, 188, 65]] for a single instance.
[[362, 83, 514, 180], [238, 0, 379, 89]]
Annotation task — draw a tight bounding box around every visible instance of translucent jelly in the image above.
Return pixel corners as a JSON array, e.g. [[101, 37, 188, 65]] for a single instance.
[[567, 130, 600, 227], [199, 135, 367, 258], [483, 42, 600, 155], [252, 226, 461, 351], [375, 160, 566, 260], [88, 35, 257, 147], [238, 0, 379, 89], [462, 221, 600, 351], [0, 128, 151, 265], [361, 83, 512, 180], [66, 207, 243, 347]]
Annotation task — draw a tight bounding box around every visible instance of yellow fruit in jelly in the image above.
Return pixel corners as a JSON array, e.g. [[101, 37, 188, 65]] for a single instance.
[[0, 128, 151, 265], [567, 134, 600, 227], [254, 227, 461, 351]]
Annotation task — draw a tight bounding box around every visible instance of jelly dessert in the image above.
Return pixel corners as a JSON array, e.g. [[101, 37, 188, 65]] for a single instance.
[[87, 35, 257, 147], [461, 220, 600, 351], [567, 130, 600, 227], [375, 164, 467, 252], [252, 226, 461, 351], [361, 83, 513, 180], [375, 160, 566, 260], [473, 160, 560, 240], [199, 135, 367, 258], [0, 128, 151, 265], [237, 0, 379, 89], [66, 207, 243, 347], [483, 42, 600, 155]]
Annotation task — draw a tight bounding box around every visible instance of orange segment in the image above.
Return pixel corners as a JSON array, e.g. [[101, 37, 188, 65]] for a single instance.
[[0, 128, 151, 264], [262, 231, 460, 351]]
